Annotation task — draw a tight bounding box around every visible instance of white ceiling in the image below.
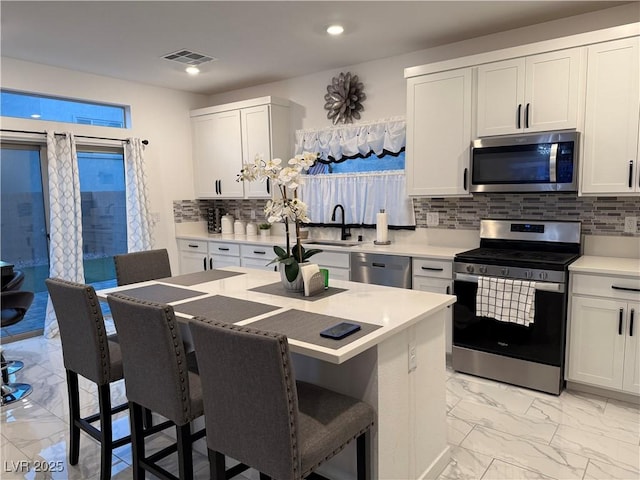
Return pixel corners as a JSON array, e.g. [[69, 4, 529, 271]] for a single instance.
[[0, 1, 632, 95]]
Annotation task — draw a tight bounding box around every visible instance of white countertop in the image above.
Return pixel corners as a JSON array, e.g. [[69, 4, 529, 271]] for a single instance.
[[569, 255, 640, 277], [177, 232, 468, 260], [97, 267, 456, 364]]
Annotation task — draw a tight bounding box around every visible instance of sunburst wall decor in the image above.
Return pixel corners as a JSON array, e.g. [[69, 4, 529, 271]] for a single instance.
[[324, 72, 366, 124]]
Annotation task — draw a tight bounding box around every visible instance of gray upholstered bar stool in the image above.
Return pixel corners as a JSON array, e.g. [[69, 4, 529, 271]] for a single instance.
[[45, 278, 137, 480], [189, 318, 376, 480], [113, 249, 172, 286], [106, 293, 206, 480]]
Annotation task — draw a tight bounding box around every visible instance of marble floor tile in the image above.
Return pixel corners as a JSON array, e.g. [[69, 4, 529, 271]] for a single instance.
[[550, 424, 640, 474], [482, 459, 557, 479], [460, 425, 589, 479], [604, 398, 640, 424], [450, 399, 559, 444], [584, 458, 640, 480], [446, 414, 474, 446], [436, 445, 493, 480], [446, 376, 535, 415], [526, 392, 638, 445]]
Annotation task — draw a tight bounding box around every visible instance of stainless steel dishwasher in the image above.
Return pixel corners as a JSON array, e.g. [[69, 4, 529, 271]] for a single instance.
[[350, 252, 412, 288]]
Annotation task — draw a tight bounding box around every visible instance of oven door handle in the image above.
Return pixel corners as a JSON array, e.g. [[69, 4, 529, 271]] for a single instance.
[[454, 273, 565, 292]]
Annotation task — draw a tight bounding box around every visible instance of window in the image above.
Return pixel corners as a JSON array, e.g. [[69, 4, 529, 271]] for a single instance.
[[307, 150, 405, 174], [1, 90, 127, 128], [0, 142, 127, 338]]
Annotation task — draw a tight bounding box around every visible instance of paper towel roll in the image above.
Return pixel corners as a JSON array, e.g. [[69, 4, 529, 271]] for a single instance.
[[376, 210, 388, 243]]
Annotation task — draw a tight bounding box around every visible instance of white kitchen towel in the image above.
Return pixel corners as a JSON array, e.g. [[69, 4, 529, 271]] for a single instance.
[[476, 277, 536, 327]]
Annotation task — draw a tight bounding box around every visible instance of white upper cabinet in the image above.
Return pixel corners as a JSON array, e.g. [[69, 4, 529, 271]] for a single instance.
[[406, 68, 472, 197], [580, 37, 640, 195], [476, 48, 584, 136], [191, 97, 290, 199]]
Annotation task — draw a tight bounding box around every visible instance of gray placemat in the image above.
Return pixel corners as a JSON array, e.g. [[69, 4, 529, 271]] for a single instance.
[[248, 282, 347, 301], [248, 309, 381, 349], [114, 284, 206, 303], [158, 270, 244, 286], [174, 295, 280, 322]]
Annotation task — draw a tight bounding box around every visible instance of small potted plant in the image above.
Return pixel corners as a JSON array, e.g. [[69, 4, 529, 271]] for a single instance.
[[258, 223, 271, 239]]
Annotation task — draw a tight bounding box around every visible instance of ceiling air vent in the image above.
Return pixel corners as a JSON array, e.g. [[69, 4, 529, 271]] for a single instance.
[[162, 49, 217, 66]]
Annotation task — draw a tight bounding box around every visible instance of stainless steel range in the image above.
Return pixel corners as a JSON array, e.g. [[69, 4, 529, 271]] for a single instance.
[[452, 219, 581, 395]]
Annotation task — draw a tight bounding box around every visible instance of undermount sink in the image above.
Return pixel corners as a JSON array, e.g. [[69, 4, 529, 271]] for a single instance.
[[305, 240, 359, 247]]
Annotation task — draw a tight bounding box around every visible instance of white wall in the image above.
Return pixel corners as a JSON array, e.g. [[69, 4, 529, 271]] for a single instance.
[[207, 3, 639, 132], [1, 57, 208, 268]]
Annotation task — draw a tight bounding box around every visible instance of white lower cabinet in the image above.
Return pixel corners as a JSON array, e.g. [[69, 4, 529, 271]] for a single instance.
[[208, 241, 241, 269], [313, 250, 350, 283], [177, 239, 208, 274], [412, 258, 453, 354], [568, 273, 640, 395], [240, 244, 274, 272]]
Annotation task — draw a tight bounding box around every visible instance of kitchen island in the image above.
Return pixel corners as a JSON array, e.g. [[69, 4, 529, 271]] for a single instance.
[[98, 267, 456, 479]]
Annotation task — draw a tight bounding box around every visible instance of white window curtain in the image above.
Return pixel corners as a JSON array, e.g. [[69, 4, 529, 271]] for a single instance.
[[299, 171, 415, 227], [124, 138, 153, 252], [44, 131, 84, 338], [295, 117, 406, 160], [295, 117, 415, 227]]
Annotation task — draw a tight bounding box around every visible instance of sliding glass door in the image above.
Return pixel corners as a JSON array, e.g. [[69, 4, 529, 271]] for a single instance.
[[0, 145, 50, 336], [1, 143, 127, 338]]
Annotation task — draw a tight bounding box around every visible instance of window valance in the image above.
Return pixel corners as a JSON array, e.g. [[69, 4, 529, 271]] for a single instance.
[[294, 117, 405, 161]]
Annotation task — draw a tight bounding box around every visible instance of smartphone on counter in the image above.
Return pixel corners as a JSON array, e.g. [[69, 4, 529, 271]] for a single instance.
[[320, 322, 361, 340]]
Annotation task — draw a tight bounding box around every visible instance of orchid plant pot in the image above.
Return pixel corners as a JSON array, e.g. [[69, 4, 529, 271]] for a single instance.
[[279, 262, 308, 292]]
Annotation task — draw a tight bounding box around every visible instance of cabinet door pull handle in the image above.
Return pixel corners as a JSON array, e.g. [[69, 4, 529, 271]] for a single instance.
[[372, 262, 386, 268], [525, 103, 530, 128], [209, 258, 213, 270], [266, 178, 270, 195], [253, 250, 266, 255], [630, 309, 635, 337], [421, 266, 444, 272], [619, 308, 624, 335], [188, 244, 199, 248], [463, 168, 468, 191], [214, 180, 218, 195], [612, 285, 640, 293], [203, 258, 207, 271], [629, 160, 634, 189], [218, 179, 222, 195], [218, 247, 230, 251], [516, 104, 522, 129], [446, 285, 451, 295]]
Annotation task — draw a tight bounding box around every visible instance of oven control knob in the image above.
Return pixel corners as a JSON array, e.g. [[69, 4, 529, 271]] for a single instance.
[[539, 272, 548, 280], [501, 268, 509, 276], [466, 265, 475, 273], [479, 265, 487, 274]]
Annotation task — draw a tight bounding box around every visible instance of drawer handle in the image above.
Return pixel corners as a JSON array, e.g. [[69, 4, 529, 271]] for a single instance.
[[421, 266, 444, 272], [612, 285, 640, 293], [188, 244, 199, 248], [253, 250, 266, 255], [630, 309, 635, 337], [619, 308, 624, 335], [218, 247, 230, 251], [372, 262, 386, 268]]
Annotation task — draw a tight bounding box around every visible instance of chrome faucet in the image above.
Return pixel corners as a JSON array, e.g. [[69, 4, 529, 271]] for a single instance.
[[331, 204, 351, 241]]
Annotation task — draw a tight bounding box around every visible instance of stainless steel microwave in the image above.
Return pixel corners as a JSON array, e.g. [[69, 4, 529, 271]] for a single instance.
[[470, 131, 579, 193]]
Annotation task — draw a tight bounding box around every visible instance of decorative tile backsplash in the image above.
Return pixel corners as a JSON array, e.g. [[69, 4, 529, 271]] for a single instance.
[[174, 195, 639, 236]]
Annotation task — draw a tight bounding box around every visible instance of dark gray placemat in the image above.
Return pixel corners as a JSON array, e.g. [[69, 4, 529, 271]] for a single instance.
[[174, 295, 280, 322], [113, 284, 207, 303], [158, 270, 245, 286], [248, 282, 347, 301], [248, 309, 381, 349]]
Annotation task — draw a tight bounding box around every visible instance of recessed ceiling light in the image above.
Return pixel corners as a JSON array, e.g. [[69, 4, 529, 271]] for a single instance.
[[326, 25, 344, 36], [185, 66, 200, 75], [30, 114, 41, 119]]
